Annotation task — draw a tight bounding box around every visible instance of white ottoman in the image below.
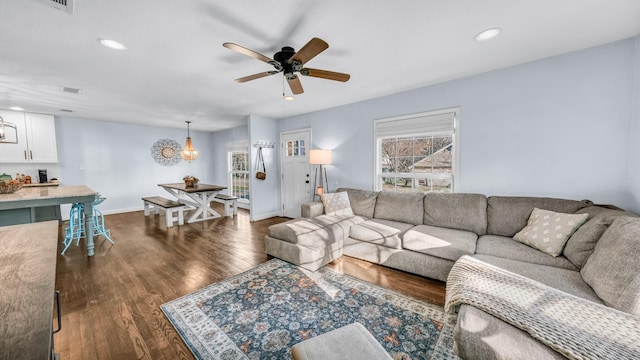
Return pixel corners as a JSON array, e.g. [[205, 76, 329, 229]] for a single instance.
[[290, 322, 392, 360]]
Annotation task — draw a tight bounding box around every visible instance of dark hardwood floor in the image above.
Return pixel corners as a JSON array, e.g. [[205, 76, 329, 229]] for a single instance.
[[54, 204, 446, 359]]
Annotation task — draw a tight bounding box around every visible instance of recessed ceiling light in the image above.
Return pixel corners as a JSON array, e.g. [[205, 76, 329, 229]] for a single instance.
[[283, 95, 295, 101], [98, 38, 127, 50], [475, 28, 501, 42], [9, 106, 24, 111]]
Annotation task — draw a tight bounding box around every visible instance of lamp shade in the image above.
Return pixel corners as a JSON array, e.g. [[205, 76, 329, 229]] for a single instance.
[[309, 149, 332, 165]]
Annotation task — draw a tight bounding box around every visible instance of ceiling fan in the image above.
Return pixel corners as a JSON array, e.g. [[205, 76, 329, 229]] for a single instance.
[[222, 38, 350, 95]]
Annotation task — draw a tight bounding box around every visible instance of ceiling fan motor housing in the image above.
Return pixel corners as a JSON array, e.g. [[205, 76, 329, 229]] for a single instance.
[[274, 46, 300, 76]]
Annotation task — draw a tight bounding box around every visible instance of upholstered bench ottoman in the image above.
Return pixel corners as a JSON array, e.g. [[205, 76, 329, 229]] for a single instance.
[[264, 214, 365, 271], [290, 322, 392, 360]]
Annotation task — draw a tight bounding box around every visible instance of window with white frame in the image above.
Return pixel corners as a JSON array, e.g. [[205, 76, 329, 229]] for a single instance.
[[228, 141, 250, 202], [375, 109, 459, 193]]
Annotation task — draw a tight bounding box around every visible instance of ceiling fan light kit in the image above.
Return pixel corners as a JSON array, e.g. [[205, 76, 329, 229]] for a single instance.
[[223, 37, 350, 96]]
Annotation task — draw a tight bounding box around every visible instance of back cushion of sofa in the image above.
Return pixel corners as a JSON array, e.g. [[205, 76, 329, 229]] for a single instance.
[[373, 191, 425, 225], [563, 206, 638, 269], [336, 188, 379, 218], [486, 196, 593, 237], [423, 193, 487, 235], [581, 217, 640, 315]]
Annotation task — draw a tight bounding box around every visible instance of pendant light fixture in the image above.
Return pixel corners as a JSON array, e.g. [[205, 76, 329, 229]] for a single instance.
[[181, 121, 198, 161]]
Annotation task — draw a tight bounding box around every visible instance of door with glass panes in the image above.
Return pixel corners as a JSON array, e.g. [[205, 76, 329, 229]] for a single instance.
[[280, 129, 311, 218]]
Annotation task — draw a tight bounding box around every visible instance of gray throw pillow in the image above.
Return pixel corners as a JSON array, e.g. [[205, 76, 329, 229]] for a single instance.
[[581, 217, 640, 315]]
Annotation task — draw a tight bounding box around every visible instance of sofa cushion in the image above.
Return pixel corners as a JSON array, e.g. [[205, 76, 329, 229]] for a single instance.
[[423, 193, 487, 235], [336, 188, 378, 218], [563, 206, 638, 269], [474, 254, 602, 303], [403, 225, 477, 261], [454, 305, 567, 360], [486, 196, 592, 237], [320, 192, 354, 216], [476, 235, 577, 270], [268, 215, 365, 246], [581, 217, 640, 315], [373, 191, 424, 225], [513, 208, 588, 257], [348, 219, 414, 249]]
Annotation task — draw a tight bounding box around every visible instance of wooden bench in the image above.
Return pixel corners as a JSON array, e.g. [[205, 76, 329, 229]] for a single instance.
[[142, 196, 185, 227], [211, 194, 239, 217]]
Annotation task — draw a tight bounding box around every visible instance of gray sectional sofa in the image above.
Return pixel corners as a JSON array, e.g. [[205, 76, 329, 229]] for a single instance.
[[264, 188, 640, 359]]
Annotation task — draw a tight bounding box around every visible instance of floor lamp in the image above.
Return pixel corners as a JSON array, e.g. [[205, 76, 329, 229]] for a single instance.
[[309, 149, 332, 200]]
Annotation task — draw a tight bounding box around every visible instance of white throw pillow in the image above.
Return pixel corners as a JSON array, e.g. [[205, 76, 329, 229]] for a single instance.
[[321, 192, 354, 216], [513, 208, 588, 257]]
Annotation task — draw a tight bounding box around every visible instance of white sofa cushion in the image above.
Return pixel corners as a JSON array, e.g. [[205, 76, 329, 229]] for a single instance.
[[513, 208, 588, 256], [320, 192, 354, 216]]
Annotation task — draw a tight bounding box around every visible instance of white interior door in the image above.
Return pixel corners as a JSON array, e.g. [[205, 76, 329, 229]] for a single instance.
[[281, 129, 311, 218]]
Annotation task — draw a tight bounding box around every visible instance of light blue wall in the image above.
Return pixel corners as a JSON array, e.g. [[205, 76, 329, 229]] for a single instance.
[[278, 38, 638, 210], [248, 114, 280, 220], [55, 117, 215, 214], [629, 35, 640, 213], [209, 124, 249, 194]]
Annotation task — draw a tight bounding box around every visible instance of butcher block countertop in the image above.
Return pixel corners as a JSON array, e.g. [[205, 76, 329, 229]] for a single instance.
[[0, 221, 59, 359]]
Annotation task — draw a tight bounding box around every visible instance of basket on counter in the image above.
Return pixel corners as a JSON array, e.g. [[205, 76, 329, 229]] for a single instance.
[[0, 180, 23, 194]]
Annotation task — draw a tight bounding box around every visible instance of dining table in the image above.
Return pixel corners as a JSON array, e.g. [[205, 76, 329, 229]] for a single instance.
[[0, 185, 98, 256], [158, 183, 227, 223]]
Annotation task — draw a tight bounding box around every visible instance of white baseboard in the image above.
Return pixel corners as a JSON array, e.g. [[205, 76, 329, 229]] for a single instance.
[[250, 210, 282, 222], [102, 207, 143, 215]]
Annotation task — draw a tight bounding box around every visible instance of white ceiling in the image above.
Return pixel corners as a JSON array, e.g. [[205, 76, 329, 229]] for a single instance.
[[1, 0, 639, 132]]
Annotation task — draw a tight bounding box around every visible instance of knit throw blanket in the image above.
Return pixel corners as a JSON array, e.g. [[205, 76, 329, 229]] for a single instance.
[[445, 256, 640, 360]]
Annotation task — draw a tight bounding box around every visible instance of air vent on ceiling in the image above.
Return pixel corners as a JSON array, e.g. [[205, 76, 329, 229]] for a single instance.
[[60, 86, 81, 94], [60, 109, 73, 112], [40, 0, 74, 14]]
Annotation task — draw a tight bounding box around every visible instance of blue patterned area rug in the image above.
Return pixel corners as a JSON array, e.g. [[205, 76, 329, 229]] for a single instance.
[[161, 259, 457, 360]]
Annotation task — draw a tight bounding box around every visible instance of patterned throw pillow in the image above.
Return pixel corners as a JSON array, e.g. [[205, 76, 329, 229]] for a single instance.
[[513, 208, 589, 257], [321, 192, 354, 216]]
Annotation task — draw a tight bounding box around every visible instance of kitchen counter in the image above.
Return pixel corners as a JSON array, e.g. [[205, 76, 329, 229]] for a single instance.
[[0, 221, 59, 359], [0, 185, 100, 256], [0, 185, 94, 204], [23, 182, 60, 188]]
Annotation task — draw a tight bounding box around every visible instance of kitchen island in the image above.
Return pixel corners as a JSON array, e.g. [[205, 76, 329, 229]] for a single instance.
[[0, 185, 98, 256], [0, 221, 60, 359]]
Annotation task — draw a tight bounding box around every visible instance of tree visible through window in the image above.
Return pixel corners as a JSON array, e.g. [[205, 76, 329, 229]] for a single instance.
[[375, 109, 458, 193], [381, 136, 453, 192], [229, 151, 250, 201]]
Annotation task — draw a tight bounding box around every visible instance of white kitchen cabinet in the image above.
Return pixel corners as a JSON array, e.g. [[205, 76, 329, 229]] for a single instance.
[[0, 110, 58, 163]]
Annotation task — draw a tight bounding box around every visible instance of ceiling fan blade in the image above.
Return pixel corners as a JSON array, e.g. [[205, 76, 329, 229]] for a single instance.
[[235, 71, 278, 83], [300, 68, 350, 82], [287, 75, 304, 95], [223, 42, 274, 64], [290, 37, 328, 65]]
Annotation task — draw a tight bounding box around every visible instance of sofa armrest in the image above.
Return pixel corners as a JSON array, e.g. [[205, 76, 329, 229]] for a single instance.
[[301, 202, 324, 218]]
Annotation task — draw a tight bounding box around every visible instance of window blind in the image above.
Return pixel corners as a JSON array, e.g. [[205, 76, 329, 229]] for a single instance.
[[375, 111, 455, 138], [226, 140, 248, 152]]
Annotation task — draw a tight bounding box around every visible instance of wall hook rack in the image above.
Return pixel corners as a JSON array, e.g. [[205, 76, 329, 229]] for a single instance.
[[253, 140, 275, 148]]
